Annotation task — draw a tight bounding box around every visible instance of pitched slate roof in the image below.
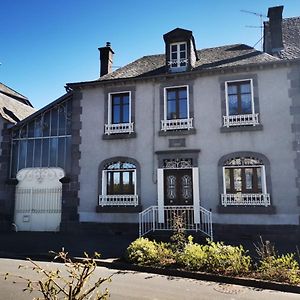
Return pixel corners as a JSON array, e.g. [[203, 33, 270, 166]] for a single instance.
[[0, 83, 36, 124], [96, 44, 278, 82], [281, 17, 300, 59]]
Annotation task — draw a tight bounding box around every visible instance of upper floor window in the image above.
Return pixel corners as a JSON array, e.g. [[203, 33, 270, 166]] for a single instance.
[[223, 79, 259, 127], [99, 161, 138, 207], [221, 156, 270, 207], [161, 86, 193, 131], [105, 92, 134, 135], [169, 42, 188, 70]]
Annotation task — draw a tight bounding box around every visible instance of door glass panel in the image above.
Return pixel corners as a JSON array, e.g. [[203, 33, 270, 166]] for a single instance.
[[228, 95, 238, 115], [181, 174, 192, 200], [166, 175, 176, 200], [241, 94, 252, 114]]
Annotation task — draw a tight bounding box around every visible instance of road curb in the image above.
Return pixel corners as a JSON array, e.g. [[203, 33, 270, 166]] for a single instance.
[[95, 259, 300, 294]]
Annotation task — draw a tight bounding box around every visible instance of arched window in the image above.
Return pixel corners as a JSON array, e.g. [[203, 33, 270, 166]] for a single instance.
[[105, 161, 136, 195], [99, 160, 138, 207], [221, 155, 270, 207]]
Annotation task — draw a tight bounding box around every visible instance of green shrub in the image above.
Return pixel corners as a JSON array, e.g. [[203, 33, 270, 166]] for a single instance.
[[177, 237, 206, 270], [203, 240, 251, 275], [126, 238, 175, 266], [258, 253, 300, 284], [126, 238, 160, 266]]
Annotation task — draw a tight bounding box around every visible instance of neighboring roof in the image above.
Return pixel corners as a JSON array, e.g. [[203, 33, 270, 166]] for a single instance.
[[75, 44, 279, 84], [0, 92, 36, 124], [281, 17, 300, 59], [0, 82, 33, 107]]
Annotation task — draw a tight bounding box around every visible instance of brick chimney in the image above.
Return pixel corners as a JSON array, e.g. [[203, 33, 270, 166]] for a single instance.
[[98, 42, 114, 77], [263, 6, 284, 55]]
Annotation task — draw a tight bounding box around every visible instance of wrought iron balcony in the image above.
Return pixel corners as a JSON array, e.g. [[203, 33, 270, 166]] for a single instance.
[[161, 118, 193, 131], [221, 193, 270, 207], [223, 113, 259, 127]]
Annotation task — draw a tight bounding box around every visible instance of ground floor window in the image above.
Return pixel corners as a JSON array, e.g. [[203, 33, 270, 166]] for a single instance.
[[99, 160, 138, 207], [221, 156, 270, 206]]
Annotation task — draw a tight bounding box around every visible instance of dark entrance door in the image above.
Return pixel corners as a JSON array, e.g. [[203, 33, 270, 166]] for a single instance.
[[164, 169, 193, 206]]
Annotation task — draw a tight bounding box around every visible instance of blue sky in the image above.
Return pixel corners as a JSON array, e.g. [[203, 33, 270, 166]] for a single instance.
[[1, 0, 300, 109]]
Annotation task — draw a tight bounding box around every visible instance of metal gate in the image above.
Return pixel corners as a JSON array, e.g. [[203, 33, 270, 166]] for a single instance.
[[14, 168, 64, 232]]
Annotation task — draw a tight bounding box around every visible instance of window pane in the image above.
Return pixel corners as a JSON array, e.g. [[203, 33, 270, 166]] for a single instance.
[[228, 95, 238, 115], [112, 105, 120, 123], [123, 94, 129, 105], [50, 138, 58, 166], [33, 139, 41, 167], [112, 172, 121, 194], [122, 104, 129, 123], [42, 138, 49, 167], [224, 169, 231, 192], [35, 118, 43, 137], [241, 94, 252, 114], [57, 138, 65, 168], [167, 100, 176, 119], [112, 96, 120, 105], [43, 112, 51, 137], [167, 91, 176, 101], [171, 45, 177, 52], [227, 85, 237, 95], [50, 108, 58, 136], [233, 168, 242, 192], [26, 140, 34, 167], [65, 137, 71, 173], [180, 43, 186, 51], [245, 168, 253, 190], [178, 89, 187, 99], [241, 83, 251, 93], [122, 172, 131, 194], [19, 140, 27, 170], [180, 51, 186, 59], [179, 99, 187, 118], [11, 141, 19, 178], [58, 105, 66, 135], [66, 100, 72, 135], [257, 168, 262, 191], [28, 121, 35, 138]]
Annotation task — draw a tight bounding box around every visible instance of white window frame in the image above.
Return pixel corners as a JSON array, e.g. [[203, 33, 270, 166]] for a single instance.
[[221, 164, 270, 206], [224, 79, 259, 127], [169, 42, 188, 68], [105, 91, 133, 135], [161, 85, 193, 131]]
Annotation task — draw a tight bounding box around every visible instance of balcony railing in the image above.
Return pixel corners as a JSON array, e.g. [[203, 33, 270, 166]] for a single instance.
[[221, 193, 270, 207], [223, 113, 259, 127], [105, 122, 134, 135], [161, 118, 193, 131], [98, 194, 139, 207], [167, 58, 188, 68]]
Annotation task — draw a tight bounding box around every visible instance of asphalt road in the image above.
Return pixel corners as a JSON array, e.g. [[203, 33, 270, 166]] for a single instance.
[[0, 258, 299, 300]]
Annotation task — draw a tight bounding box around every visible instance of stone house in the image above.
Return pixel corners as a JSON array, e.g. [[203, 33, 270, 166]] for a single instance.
[[2, 6, 300, 239]]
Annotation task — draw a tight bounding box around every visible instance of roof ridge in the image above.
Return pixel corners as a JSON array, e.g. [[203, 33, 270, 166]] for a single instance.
[[0, 82, 28, 100]]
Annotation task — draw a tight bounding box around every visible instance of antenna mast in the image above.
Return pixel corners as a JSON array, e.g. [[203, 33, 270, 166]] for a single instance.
[[241, 9, 267, 50]]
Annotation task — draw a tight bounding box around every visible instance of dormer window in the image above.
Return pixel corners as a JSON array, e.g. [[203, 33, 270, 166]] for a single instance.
[[169, 42, 188, 69], [163, 28, 199, 73]]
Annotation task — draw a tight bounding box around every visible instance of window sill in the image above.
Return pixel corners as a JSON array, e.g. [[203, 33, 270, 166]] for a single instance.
[[217, 205, 276, 214], [102, 132, 137, 140], [96, 205, 142, 213], [220, 124, 263, 133], [159, 128, 196, 137]]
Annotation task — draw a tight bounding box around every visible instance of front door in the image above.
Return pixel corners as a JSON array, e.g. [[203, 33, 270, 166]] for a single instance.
[[164, 169, 193, 205]]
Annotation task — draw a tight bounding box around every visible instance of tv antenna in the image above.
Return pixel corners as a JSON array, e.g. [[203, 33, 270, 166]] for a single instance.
[[241, 9, 267, 50]]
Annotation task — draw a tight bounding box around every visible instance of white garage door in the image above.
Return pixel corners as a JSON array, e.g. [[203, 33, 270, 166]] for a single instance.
[[14, 168, 64, 232]]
